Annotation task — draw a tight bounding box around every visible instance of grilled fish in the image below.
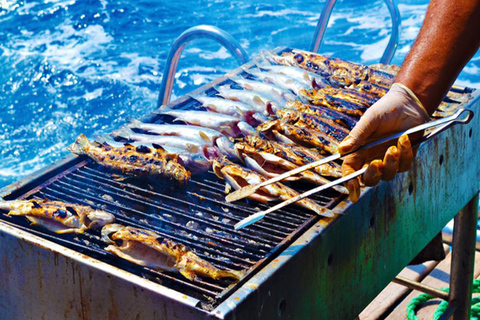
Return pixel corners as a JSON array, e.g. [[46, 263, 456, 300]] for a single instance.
[[0, 199, 115, 234], [257, 64, 329, 89], [230, 76, 297, 105], [285, 100, 357, 130], [127, 120, 224, 145], [96, 136, 212, 173], [241, 136, 342, 178], [156, 108, 257, 138], [301, 88, 367, 117], [303, 86, 379, 107], [243, 68, 309, 99], [277, 109, 349, 142], [258, 110, 348, 154], [212, 158, 333, 217], [215, 85, 279, 115], [269, 50, 393, 91], [102, 224, 244, 281], [190, 95, 268, 125], [235, 142, 347, 194], [68, 134, 191, 183]]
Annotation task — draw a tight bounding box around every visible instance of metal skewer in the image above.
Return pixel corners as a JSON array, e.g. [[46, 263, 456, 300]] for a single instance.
[[226, 108, 473, 204], [234, 108, 474, 230]]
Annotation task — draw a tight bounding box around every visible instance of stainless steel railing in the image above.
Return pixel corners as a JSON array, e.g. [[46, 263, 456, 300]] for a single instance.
[[310, 0, 401, 64], [157, 25, 249, 107]]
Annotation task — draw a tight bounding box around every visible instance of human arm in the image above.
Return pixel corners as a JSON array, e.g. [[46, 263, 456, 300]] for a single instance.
[[339, 0, 480, 202]]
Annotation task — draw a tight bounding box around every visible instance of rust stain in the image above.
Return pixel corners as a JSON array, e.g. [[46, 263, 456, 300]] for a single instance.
[[234, 296, 240, 301], [249, 284, 258, 290], [182, 295, 188, 299]]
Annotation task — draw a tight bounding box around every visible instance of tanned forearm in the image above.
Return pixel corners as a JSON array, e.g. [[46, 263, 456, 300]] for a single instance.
[[395, 0, 480, 115]]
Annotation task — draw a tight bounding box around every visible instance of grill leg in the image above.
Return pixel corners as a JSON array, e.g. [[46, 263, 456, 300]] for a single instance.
[[449, 193, 479, 320]]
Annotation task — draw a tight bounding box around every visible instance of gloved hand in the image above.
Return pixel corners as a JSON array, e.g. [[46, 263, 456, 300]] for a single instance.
[[338, 83, 430, 203]]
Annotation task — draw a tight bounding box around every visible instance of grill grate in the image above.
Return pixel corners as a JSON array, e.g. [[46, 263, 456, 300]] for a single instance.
[[0, 157, 342, 309]]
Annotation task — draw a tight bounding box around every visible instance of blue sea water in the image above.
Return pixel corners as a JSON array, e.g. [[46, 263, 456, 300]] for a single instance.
[[0, 0, 479, 188]]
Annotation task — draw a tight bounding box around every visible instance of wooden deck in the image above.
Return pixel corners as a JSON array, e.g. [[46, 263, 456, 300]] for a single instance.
[[357, 232, 480, 320]]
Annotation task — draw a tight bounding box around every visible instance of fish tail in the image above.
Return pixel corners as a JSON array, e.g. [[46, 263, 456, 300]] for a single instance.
[[128, 118, 143, 129], [216, 268, 246, 281], [0, 199, 12, 211], [187, 93, 205, 103], [111, 126, 135, 139], [67, 134, 91, 155]]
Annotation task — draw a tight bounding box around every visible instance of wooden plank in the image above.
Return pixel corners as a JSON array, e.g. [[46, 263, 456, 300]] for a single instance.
[[358, 245, 449, 320], [385, 250, 480, 320]]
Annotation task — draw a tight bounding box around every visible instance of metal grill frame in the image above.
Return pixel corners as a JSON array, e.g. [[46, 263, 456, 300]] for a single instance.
[[0, 47, 479, 319]]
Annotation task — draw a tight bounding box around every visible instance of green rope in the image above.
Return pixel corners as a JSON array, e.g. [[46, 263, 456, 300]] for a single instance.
[[407, 279, 480, 320]]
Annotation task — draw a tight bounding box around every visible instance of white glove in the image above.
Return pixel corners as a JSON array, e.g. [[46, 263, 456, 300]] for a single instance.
[[338, 83, 430, 203]]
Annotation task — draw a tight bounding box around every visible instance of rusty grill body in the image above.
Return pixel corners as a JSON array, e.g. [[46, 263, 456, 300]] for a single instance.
[[0, 48, 479, 320]]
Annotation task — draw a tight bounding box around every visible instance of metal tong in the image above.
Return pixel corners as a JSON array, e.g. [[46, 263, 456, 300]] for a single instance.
[[233, 108, 474, 230]]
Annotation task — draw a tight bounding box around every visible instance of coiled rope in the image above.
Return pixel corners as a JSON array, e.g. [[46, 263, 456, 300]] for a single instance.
[[406, 279, 480, 320]]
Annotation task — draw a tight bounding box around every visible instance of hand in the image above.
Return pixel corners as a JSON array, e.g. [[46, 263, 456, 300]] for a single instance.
[[338, 83, 430, 203]]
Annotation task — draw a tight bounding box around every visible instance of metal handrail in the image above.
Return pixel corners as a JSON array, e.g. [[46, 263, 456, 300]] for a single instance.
[[309, 0, 401, 64], [157, 25, 249, 107]]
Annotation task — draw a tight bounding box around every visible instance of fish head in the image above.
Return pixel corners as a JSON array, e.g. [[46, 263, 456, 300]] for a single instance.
[[212, 158, 225, 179], [237, 122, 258, 137], [216, 136, 242, 161], [85, 210, 116, 230], [101, 223, 125, 243]]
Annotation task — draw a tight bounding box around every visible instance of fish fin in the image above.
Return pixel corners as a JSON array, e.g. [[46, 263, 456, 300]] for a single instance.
[[187, 94, 204, 103], [216, 269, 245, 281], [111, 126, 135, 139], [32, 201, 42, 209], [225, 182, 232, 194], [185, 143, 200, 154], [67, 134, 91, 155], [235, 106, 245, 118], [199, 131, 210, 142], [253, 96, 264, 106], [94, 134, 123, 148], [6, 209, 21, 216], [303, 71, 311, 82], [128, 119, 143, 129], [112, 174, 129, 182], [243, 83, 254, 90], [179, 270, 198, 281]]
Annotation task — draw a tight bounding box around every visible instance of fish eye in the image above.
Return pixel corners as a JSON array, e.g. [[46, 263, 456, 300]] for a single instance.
[[294, 53, 304, 63]]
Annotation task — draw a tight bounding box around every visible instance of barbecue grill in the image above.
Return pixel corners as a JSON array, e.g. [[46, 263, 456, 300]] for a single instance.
[[0, 47, 479, 320]]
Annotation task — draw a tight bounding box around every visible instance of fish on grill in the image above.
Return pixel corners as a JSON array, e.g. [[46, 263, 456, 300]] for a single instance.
[[258, 110, 349, 154], [230, 76, 297, 105], [300, 89, 368, 117], [68, 134, 191, 183], [285, 100, 358, 130], [0, 199, 115, 234], [302, 86, 379, 108], [96, 135, 212, 173], [215, 85, 279, 115], [243, 68, 310, 100], [190, 95, 268, 126], [257, 64, 330, 89], [283, 50, 394, 89], [241, 136, 342, 178], [102, 224, 244, 281], [212, 158, 333, 217], [156, 108, 257, 138], [235, 141, 347, 194]]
